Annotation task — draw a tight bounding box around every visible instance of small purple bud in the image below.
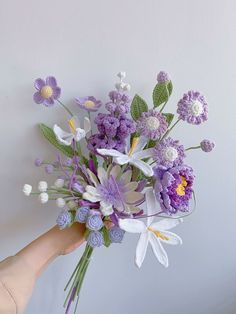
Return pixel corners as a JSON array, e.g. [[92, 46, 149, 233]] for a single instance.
[[76, 206, 90, 223], [109, 226, 125, 243], [86, 212, 103, 231], [200, 139, 215, 152], [45, 164, 54, 174], [87, 231, 104, 248], [34, 158, 43, 167], [56, 211, 72, 229], [63, 157, 73, 167], [72, 156, 80, 164], [157, 71, 170, 84], [72, 182, 85, 193]]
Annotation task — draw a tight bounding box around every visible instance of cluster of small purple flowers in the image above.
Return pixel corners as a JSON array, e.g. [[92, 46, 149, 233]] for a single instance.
[[87, 90, 136, 153]]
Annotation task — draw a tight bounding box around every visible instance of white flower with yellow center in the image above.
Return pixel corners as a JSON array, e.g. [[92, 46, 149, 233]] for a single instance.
[[53, 116, 91, 146], [97, 137, 154, 177], [119, 189, 183, 268]]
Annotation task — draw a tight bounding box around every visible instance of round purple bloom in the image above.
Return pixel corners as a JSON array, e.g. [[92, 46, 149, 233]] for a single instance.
[[34, 158, 43, 167], [75, 96, 102, 112], [33, 76, 61, 107], [109, 226, 125, 243], [154, 137, 186, 168], [87, 231, 104, 248], [108, 90, 122, 103], [157, 71, 170, 83], [102, 116, 120, 138], [86, 212, 104, 231], [117, 118, 136, 138], [45, 164, 54, 174], [154, 165, 195, 214], [177, 91, 208, 125], [137, 109, 168, 140], [56, 210, 72, 229], [76, 206, 90, 223], [200, 139, 215, 152]]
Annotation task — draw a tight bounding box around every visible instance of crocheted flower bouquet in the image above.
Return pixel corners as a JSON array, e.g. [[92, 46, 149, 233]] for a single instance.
[[23, 72, 214, 313]]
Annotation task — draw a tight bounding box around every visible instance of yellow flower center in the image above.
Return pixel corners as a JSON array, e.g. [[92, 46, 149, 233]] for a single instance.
[[148, 227, 170, 241], [128, 137, 140, 156], [40, 85, 53, 99], [84, 100, 95, 108], [176, 176, 188, 196], [68, 118, 77, 134]]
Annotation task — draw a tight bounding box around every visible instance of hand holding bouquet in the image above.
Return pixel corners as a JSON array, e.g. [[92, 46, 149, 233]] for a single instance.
[[23, 71, 214, 313]]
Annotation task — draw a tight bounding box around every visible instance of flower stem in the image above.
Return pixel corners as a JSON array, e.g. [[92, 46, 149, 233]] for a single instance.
[[185, 145, 201, 151], [161, 118, 181, 142], [57, 99, 74, 117]]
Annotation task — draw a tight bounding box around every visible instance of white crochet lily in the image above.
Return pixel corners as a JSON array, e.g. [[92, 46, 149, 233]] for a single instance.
[[53, 116, 91, 146], [119, 189, 183, 268], [97, 137, 154, 177]]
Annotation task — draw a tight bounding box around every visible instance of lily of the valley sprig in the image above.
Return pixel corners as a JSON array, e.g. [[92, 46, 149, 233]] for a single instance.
[[23, 71, 215, 314]]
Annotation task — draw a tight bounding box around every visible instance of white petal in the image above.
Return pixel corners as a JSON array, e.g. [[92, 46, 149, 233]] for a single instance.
[[119, 219, 146, 233], [97, 167, 107, 185], [74, 128, 86, 142], [86, 185, 100, 196], [115, 155, 130, 165], [131, 160, 154, 177], [146, 189, 159, 226], [87, 168, 99, 186], [133, 148, 154, 160], [120, 170, 132, 184], [100, 201, 114, 216], [97, 148, 124, 158], [149, 232, 169, 268], [124, 182, 138, 192], [133, 136, 148, 153], [82, 192, 101, 202], [83, 117, 91, 133], [124, 191, 144, 204], [158, 231, 183, 245], [109, 165, 121, 178], [151, 218, 183, 231], [135, 232, 149, 268], [53, 125, 74, 146]]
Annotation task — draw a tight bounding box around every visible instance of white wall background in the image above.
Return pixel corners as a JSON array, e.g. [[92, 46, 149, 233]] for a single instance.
[[0, 0, 235, 313]]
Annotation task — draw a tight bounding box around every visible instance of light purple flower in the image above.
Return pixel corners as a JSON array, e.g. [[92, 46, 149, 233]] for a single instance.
[[137, 110, 168, 140], [87, 231, 104, 248], [45, 164, 54, 174], [34, 158, 43, 167], [76, 206, 90, 223], [154, 137, 185, 168], [56, 210, 72, 229], [157, 71, 170, 83], [33, 76, 61, 107], [200, 139, 215, 152], [109, 226, 125, 243], [177, 91, 208, 125], [86, 212, 104, 231], [154, 165, 195, 214], [75, 96, 102, 112]]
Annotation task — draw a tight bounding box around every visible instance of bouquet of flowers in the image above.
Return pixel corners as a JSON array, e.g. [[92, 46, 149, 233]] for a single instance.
[[23, 72, 215, 313]]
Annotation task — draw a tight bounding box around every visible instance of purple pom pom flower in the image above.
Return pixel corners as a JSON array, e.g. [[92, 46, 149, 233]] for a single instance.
[[34, 158, 43, 167], [177, 91, 208, 125], [137, 109, 168, 140], [76, 206, 90, 223], [86, 212, 104, 231], [33, 76, 61, 107], [154, 137, 186, 168], [157, 71, 170, 84], [109, 226, 125, 243], [75, 96, 102, 112], [154, 165, 195, 214], [56, 210, 72, 229], [200, 139, 215, 152], [87, 231, 104, 248]]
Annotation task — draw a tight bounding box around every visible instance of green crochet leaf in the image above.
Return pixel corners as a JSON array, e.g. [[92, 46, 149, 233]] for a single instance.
[[131, 94, 148, 121], [39, 123, 74, 157], [163, 113, 174, 126], [102, 227, 111, 247], [152, 80, 173, 108]]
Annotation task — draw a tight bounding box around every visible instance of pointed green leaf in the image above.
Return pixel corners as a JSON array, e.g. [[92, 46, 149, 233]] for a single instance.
[[102, 227, 111, 248], [163, 113, 174, 126], [152, 83, 169, 107], [167, 80, 173, 96], [130, 94, 148, 121], [39, 123, 74, 157]]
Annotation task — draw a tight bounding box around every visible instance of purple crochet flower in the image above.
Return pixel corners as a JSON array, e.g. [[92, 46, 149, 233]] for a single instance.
[[177, 91, 208, 125], [45, 164, 54, 174], [75, 96, 102, 112], [154, 165, 195, 214], [56, 210, 72, 229], [154, 137, 186, 168], [157, 71, 170, 83], [200, 139, 215, 152], [137, 110, 168, 140], [76, 206, 90, 223], [87, 134, 116, 153], [33, 76, 61, 107], [102, 116, 120, 137], [86, 212, 104, 231], [109, 226, 125, 243], [34, 158, 43, 167], [117, 118, 136, 138], [87, 231, 104, 248]]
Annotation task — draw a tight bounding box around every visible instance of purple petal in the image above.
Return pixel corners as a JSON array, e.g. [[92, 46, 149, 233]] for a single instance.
[[46, 76, 57, 87], [44, 97, 54, 107], [33, 91, 44, 104], [34, 78, 45, 90], [52, 86, 61, 99]]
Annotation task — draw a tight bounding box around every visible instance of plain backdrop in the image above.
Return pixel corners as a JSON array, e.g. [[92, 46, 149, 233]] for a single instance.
[[0, 0, 235, 313]]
